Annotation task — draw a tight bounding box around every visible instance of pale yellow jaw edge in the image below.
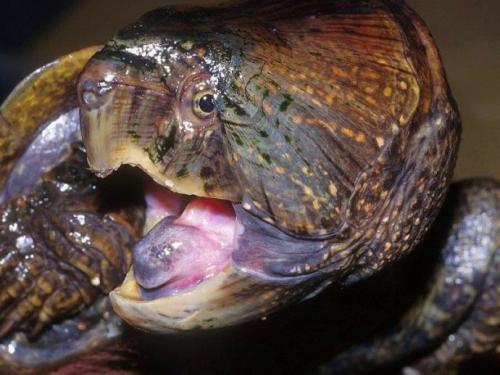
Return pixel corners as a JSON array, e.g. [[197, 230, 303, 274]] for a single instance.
[[110, 265, 284, 333]]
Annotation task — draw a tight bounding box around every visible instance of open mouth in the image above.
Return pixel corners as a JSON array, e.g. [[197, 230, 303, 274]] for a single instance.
[[135, 180, 238, 299]]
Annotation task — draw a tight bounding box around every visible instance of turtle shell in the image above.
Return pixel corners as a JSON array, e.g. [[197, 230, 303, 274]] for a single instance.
[[0, 47, 100, 190]]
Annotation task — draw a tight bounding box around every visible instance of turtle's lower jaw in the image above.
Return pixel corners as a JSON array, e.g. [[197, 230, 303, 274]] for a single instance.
[[109, 182, 311, 333]]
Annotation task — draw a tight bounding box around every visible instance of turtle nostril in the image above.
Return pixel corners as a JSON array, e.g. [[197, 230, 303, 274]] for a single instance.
[[78, 79, 114, 110], [82, 90, 99, 107]]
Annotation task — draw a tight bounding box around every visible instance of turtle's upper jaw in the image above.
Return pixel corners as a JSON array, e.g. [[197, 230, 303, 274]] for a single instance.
[[78, 47, 241, 202], [134, 181, 237, 299]]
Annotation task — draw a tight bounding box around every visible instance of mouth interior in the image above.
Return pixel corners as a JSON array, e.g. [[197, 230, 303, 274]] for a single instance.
[[134, 180, 237, 299]]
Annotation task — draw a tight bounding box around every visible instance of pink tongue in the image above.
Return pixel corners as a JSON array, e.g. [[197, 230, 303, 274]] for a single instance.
[[174, 197, 236, 239], [134, 187, 236, 298]]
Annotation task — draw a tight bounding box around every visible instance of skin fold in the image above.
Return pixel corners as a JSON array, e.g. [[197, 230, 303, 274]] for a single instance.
[[0, 1, 498, 374]]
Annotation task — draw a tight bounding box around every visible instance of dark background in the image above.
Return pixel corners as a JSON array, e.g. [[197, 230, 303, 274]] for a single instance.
[[1, 0, 499, 179]]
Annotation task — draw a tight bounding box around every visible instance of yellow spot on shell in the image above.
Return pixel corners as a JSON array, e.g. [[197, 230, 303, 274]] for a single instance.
[[341, 127, 354, 138], [302, 166, 313, 176], [312, 200, 320, 210], [366, 96, 377, 105], [326, 94, 335, 105], [383, 87, 393, 97], [275, 166, 285, 174], [376, 137, 385, 148], [355, 132, 367, 143], [303, 186, 314, 196], [263, 101, 273, 116], [312, 98, 323, 107], [399, 81, 408, 90], [329, 182, 338, 197]]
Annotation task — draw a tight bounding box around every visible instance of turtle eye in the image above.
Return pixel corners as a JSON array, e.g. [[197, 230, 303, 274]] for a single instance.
[[193, 91, 215, 118]]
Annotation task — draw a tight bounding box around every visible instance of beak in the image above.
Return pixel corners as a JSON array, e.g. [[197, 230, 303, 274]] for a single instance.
[[78, 57, 174, 181]]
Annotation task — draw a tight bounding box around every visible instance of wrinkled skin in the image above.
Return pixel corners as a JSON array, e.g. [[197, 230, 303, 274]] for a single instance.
[[0, 0, 499, 374]]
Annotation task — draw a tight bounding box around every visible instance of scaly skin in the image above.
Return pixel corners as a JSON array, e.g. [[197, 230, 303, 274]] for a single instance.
[[0, 48, 145, 372], [322, 179, 500, 373], [0, 144, 142, 339]]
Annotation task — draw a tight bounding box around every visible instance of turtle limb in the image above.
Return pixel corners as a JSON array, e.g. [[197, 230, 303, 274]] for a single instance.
[[321, 179, 499, 374], [0, 47, 144, 372], [405, 248, 499, 374]]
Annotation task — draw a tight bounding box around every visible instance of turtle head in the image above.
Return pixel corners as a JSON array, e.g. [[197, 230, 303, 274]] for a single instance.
[[78, 2, 460, 333]]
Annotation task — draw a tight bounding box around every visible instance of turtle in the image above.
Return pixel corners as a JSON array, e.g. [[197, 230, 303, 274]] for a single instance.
[[1, 0, 498, 374]]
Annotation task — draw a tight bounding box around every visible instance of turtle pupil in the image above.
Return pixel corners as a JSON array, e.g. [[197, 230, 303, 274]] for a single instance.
[[199, 94, 215, 113]]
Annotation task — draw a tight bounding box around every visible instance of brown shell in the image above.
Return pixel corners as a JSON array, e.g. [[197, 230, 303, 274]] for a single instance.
[[0, 47, 101, 189]]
